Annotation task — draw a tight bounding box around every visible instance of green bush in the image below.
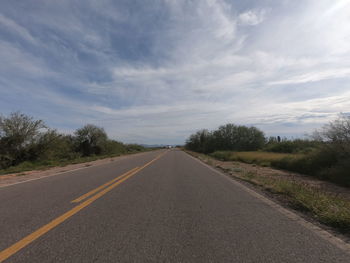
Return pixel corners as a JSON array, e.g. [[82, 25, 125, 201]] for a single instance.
[[102, 140, 127, 155], [318, 159, 350, 186], [264, 139, 320, 154], [210, 151, 233, 161], [271, 147, 350, 187], [125, 144, 147, 152]]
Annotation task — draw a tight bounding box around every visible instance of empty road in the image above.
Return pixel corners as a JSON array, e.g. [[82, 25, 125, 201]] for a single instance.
[[0, 149, 349, 262]]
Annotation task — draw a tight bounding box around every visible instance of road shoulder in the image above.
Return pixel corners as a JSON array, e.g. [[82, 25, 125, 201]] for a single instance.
[[184, 150, 350, 254]]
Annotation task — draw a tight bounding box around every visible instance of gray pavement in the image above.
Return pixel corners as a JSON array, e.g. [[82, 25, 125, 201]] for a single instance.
[[0, 149, 349, 262]]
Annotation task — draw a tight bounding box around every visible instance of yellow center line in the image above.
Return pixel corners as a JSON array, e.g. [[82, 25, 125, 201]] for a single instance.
[[0, 151, 167, 263], [71, 166, 140, 203]]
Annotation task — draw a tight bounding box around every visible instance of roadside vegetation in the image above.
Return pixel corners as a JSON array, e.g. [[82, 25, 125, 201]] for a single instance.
[[210, 151, 302, 167], [185, 115, 350, 187], [238, 171, 350, 233], [0, 112, 149, 175]]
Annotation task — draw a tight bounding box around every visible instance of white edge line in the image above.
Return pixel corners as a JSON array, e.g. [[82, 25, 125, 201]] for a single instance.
[[185, 151, 350, 254], [0, 151, 159, 189]]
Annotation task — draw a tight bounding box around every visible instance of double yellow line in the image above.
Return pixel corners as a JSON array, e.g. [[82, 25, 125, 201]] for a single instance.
[[70, 166, 139, 203], [0, 151, 166, 262]]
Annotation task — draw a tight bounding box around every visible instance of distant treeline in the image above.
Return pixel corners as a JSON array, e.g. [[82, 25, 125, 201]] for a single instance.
[[185, 124, 266, 153], [185, 123, 321, 154], [185, 115, 350, 186], [0, 112, 146, 170]]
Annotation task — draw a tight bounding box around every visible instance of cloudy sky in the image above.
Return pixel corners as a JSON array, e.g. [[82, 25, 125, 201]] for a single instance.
[[0, 0, 349, 144]]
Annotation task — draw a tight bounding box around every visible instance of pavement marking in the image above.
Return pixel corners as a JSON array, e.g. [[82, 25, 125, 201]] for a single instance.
[[185, 151, 350, 255], [0, 151, 167, 263], [71, 166, 140, 203]]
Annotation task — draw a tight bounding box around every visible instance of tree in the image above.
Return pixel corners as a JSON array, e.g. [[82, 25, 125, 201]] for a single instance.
[[185, 129, 214, 153], [313, 114, 350, 157], [74, 124, 108, 156], [321, 115, 350, 142], [212, 124, 265, 151], [185, 124, 266, 153], [0, 112, 46, 167]]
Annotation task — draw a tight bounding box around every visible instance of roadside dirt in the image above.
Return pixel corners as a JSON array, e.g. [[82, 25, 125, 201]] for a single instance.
[[0, 152, 150, 187]]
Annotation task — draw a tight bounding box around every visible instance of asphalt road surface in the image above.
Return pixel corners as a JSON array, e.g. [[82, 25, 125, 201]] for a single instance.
[[0, 149, 349, 262]]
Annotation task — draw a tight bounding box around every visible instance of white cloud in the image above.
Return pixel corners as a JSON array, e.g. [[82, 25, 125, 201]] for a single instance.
[[0, 40, 55, 77], [269, 68, 350, 85], [74, 0, 350, 142], [0, 14, 37, 44], [1, 0, 350, 144], [238, 9, 266, 26]]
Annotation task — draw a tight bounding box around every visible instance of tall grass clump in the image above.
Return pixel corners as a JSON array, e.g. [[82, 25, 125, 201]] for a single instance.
[[210, 151, 300, 166]]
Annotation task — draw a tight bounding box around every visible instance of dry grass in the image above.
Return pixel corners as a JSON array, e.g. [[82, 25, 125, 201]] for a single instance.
[[238, 171, 350, 233], [210, 151, 302, 166]]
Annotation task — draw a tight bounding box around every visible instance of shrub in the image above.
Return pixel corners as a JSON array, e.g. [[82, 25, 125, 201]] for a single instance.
[[211, 151, 301, 166], [210, 151, 233, 161], [102, 140, 127, 155], [264, 139, 320, 154], [317, 158, 350, 186], [271, 146, 350, 187], [125, 144, 146, 152]]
